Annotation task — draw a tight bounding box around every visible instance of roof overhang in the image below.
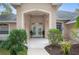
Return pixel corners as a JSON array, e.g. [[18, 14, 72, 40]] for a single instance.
[[66, 20, 76, 24], [11, 3, 21, 8], [51, 3, 62, 8], [11, 3, 62, 9], [0, 21, 16, 23]]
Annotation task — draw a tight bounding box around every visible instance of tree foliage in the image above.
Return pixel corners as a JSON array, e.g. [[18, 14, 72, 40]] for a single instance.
[[75, 16, 79, 28], [0, 3, 12, 16]]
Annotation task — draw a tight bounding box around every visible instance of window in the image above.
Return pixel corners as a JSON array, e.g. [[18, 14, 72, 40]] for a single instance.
[[0, 24, 9, 34], [56, 22, 62, 32]]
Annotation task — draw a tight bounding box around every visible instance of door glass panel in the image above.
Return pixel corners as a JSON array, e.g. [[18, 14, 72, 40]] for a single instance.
[[38, 28, 41, 35], [32, 26, 36, 35]]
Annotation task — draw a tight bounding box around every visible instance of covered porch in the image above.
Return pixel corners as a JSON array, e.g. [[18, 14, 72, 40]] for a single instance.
[[16, 4, 58, 39], [24, 10, 50, 39]]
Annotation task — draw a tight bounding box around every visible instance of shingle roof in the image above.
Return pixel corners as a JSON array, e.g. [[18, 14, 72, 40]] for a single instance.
[[56, 11, 79, 21], [0, 11, 78, 23], [0, 14, 16, 22]]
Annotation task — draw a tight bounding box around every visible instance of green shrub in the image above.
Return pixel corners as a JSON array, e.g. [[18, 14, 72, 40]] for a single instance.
[[0, 29, 27, 55], [48, 29, 63, 46], [75, 16, 79, 28], [60, 41, 71, 55], [72, 16, 79, 41]]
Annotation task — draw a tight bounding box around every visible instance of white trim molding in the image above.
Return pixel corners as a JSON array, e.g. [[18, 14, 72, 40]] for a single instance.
[[22, 9, 51, 14], [66, 20, 76, 24]]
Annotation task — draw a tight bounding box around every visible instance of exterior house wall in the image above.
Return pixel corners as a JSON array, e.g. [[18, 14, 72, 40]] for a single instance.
[[30, 15, 44, 24], [9, 23, 16, 31], [24, 14, 30, 38], [63, 23, 75, 40], [67, 23, 78, 40], [44, 15, 49, 38], [21, 3, 55, 14], [68, 23, 75, 40], [16, 6, 24, 29]]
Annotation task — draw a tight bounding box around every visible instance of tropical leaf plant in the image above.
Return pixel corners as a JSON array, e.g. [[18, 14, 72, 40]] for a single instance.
[[0, 29, 27, 55], [60, 41, 71, 55], [48, 29, 63, 46]]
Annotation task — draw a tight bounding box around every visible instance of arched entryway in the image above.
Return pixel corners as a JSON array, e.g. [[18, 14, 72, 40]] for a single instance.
[[16, 4, 57, 39], [24, 10, 49, 38]]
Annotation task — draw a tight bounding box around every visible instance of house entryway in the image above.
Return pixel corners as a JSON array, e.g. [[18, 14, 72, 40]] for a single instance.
[[24, 10, 50, 38], [16, 3, 59, 55], [31, 23, 44, 38], [27, 38, 49, 55]]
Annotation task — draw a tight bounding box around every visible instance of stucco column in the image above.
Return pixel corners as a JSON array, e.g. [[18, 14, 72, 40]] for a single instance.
[[62, 22, 65, 36], [49, 13, 56, 29], [16, 6, 24, 29]]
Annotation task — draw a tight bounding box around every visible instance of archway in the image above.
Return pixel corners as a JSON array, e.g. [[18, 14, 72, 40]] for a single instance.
[[23, 10, 49, 38]]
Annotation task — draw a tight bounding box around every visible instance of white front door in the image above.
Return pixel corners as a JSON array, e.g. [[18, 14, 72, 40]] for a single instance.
[[31, 23, 43, 38]]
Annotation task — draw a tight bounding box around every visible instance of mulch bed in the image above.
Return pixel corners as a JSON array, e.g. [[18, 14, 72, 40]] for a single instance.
[[45, 44, 79, 55]]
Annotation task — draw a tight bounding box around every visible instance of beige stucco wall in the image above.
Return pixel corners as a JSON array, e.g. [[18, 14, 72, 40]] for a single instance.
[[9, 23, 16, 31], [24, 14, 30, 38], [16, 6, 23, 29], [63, 23, 75, 40], [21, 3, 56, 13], [30, 15, 44, 24], [44, 15, 49, 38]]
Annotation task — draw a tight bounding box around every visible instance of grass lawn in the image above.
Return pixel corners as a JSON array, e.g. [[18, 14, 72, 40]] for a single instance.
[[0, 48, 27, 55]]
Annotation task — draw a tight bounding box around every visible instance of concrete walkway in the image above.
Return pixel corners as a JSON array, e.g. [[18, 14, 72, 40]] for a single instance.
[[27, 38, 49, 55]]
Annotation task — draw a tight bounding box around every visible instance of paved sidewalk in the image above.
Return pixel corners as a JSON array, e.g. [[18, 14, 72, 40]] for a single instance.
[[27, 38, 49, 55]]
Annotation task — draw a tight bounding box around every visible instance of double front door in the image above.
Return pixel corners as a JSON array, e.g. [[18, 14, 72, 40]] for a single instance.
[[31, 23, 44, 38]]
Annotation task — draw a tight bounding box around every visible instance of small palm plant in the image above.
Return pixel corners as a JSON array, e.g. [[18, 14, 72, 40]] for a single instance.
[[48, 29, 63, 46], [0, 29, 27, 55], [60, 41, 71, 55]]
